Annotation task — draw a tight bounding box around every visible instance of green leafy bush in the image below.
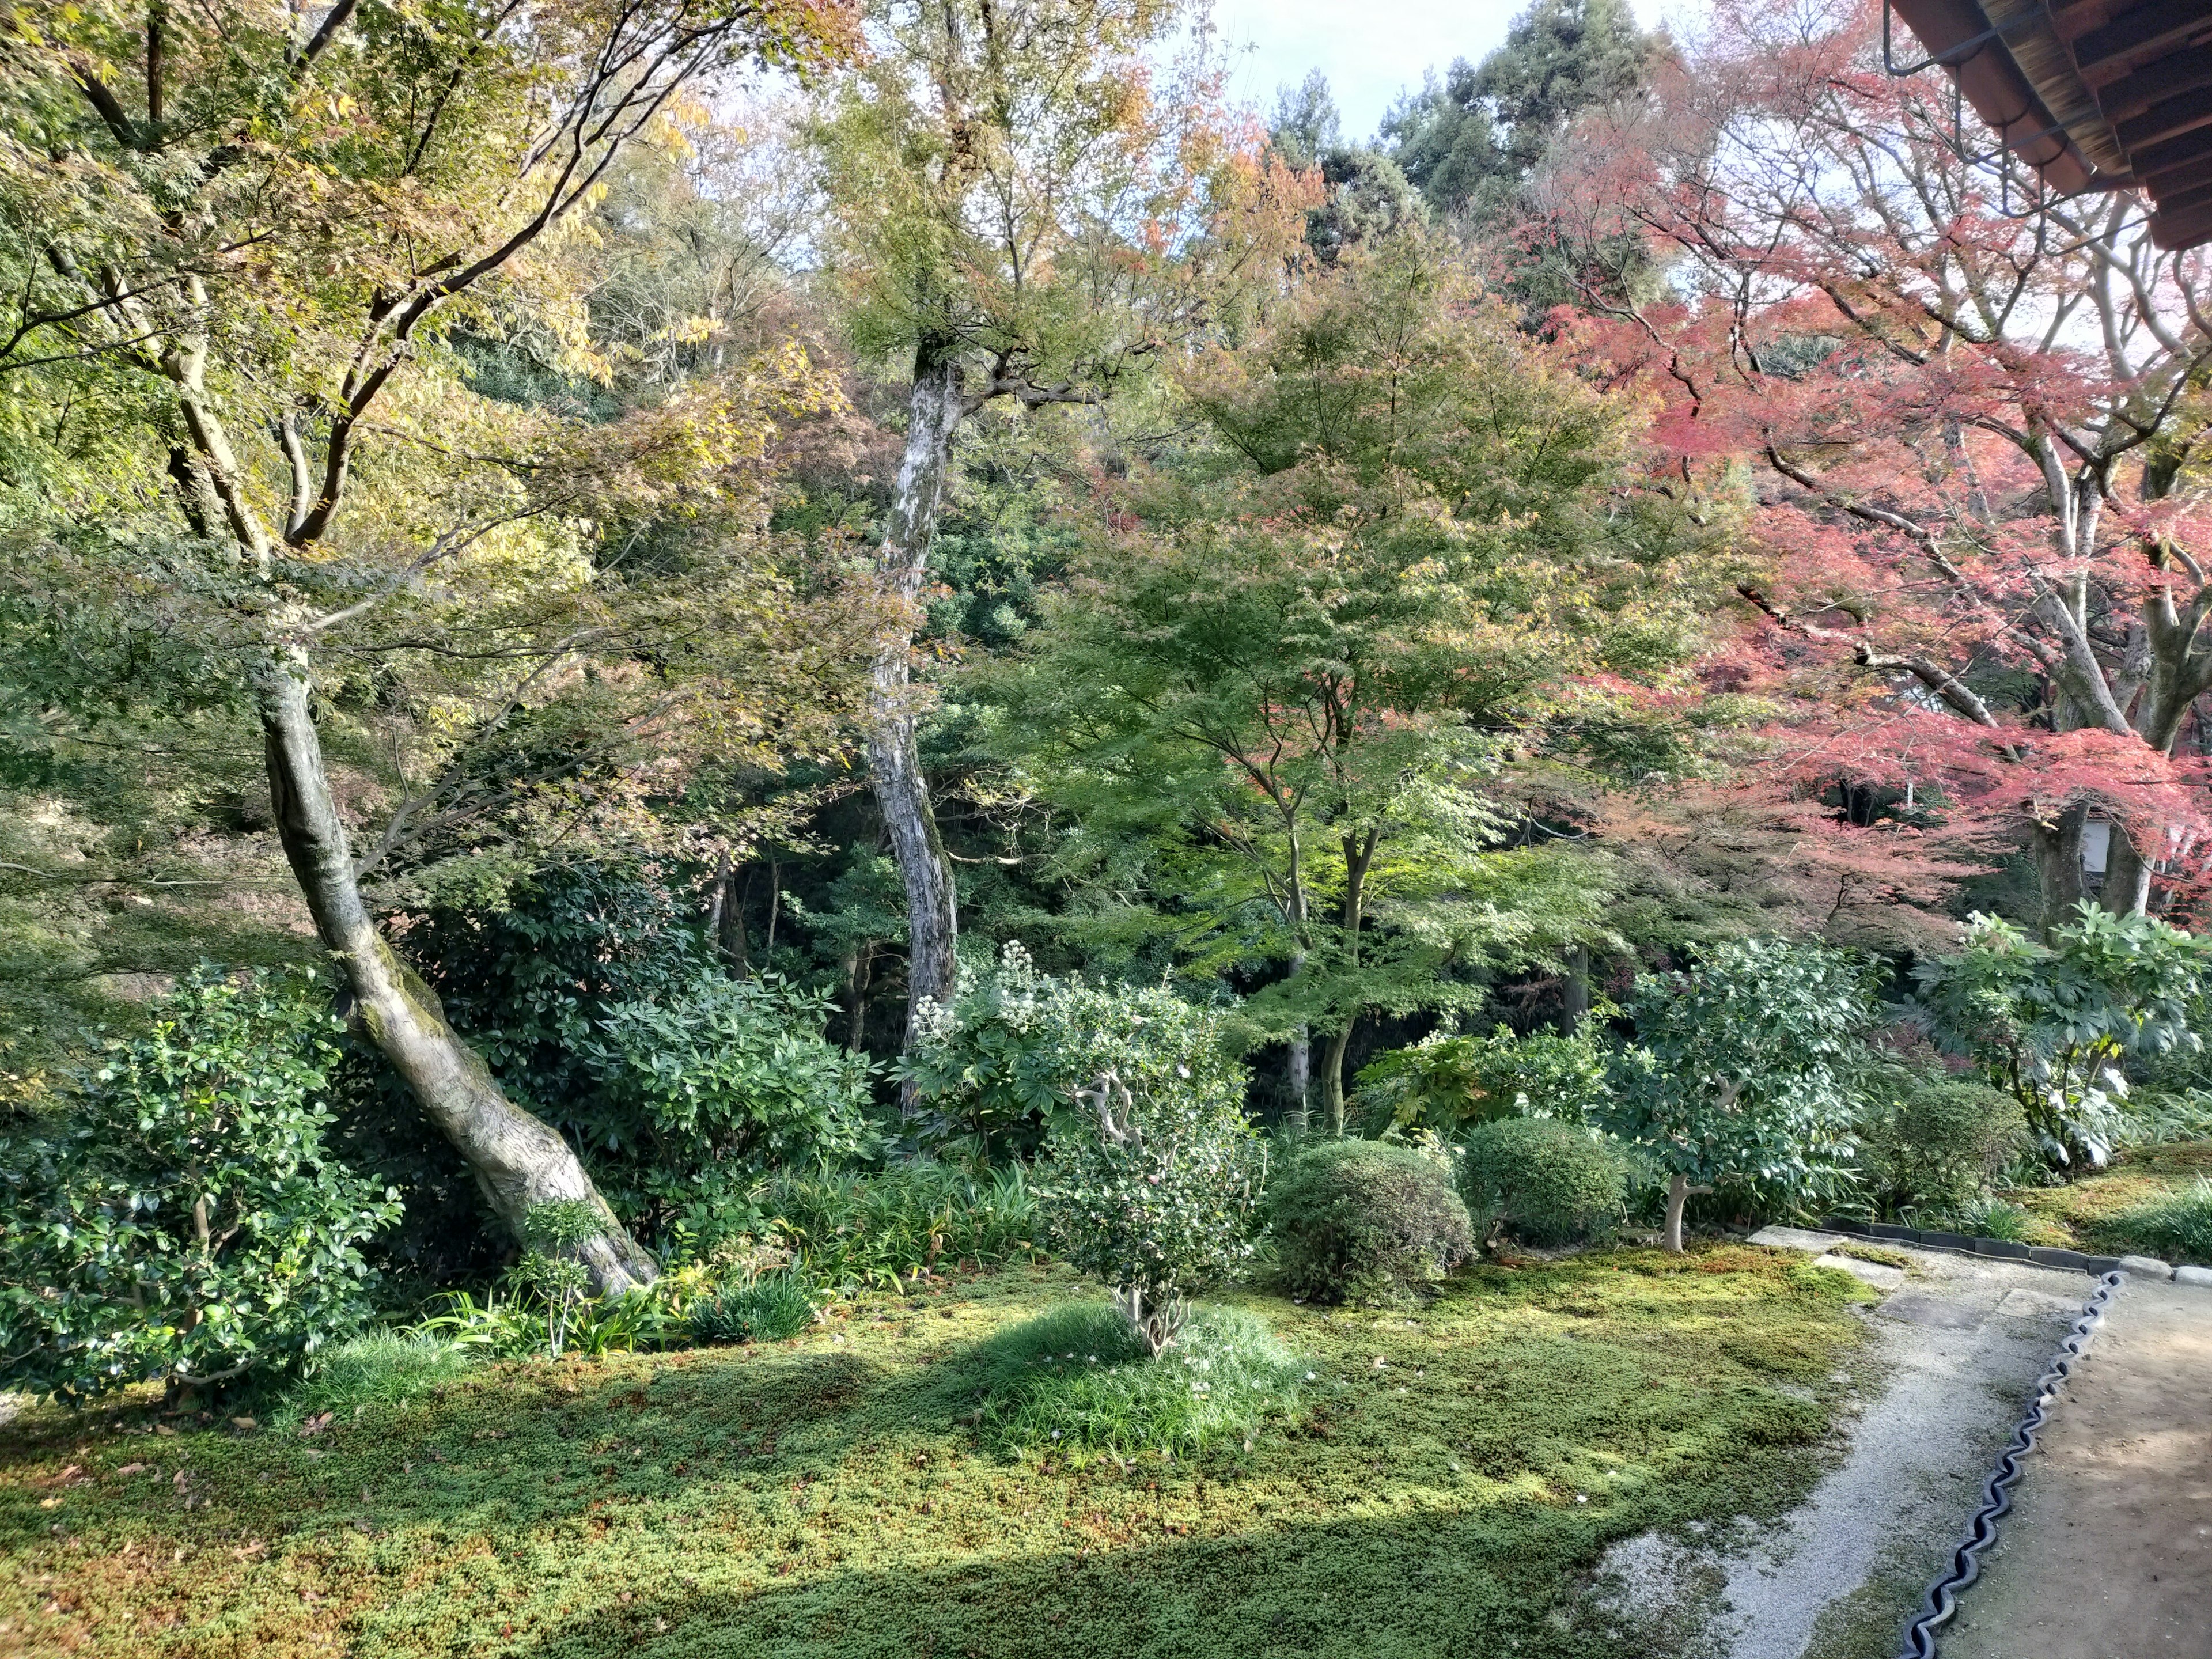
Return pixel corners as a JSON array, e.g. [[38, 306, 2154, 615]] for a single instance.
[[0, 968, 401, 1404], [1355, 1024, 1611, 1134], [903, 942, 1249, 1159], [1854, 1064, 2027, 1221], [1914, 904, 2212, 1169], [339, 858, 710, 1278], [585, 970, 876, 1230], [2086, 1177, 2212, 1264], [963, 1302, 1305, 1457], [1270, 1138, 1474, 1304], [687, 1273, 816, 1345], [1607, 937, 1876, 1248], [1040, 1065, 1266, 1354], [1459, 1117, 1629, 1246]]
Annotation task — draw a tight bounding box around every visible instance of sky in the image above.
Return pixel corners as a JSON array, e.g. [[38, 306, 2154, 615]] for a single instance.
[[1214, 0, 1681, 143]]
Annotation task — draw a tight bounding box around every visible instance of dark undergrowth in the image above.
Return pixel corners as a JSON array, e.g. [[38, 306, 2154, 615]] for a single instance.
[[0, 1245, 1873, 1659]]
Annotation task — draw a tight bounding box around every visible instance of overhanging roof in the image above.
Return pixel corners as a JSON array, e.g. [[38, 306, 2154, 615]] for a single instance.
[[1889, 0, 2212, 249]]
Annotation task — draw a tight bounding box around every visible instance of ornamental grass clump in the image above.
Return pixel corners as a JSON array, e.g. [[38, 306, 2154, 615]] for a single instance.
[[1270, 1138, 1474, 1305], [685, 1272, 816, 1345], [1038, 1064, 1266, 1356]]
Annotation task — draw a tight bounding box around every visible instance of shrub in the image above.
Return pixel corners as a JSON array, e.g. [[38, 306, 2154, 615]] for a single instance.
[[584, 970, 876, 1232], [1854, 1065, 2028, 1220], [1607, 937, 1877, 1251], [686, 1273, 817, 1345], [1270, 1138, 1474, 1305], [1459, 1118, 1629, 1247], [2087, 1177, 2212, 1265], [903, 942, 1248, 1160], [516, 1200, 601, 1358], [963, 1302, 1305, 1457], [1355, 1024, 1611, 1134], [1913, 904, 2212, 1169], [1040, 1066, 1266, 1354], [0, 968, 402, 1404]]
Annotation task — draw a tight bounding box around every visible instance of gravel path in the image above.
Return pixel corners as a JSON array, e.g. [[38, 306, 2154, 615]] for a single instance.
[[1594, 1232, 2099, 1659]]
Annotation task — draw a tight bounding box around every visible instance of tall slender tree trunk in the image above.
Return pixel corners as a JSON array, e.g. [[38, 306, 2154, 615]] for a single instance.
[[1319, 1022, 1356, 1138], [1663, 1173, 1691, 1254], [872, 337, 968, 1055], [2031, 801, 2089, 941], [1286, 1026, 1312, 1132], [1559, 944, 1590, 1033], [1315, 828, 1380, 1137], [256, 652, 656, 1293]]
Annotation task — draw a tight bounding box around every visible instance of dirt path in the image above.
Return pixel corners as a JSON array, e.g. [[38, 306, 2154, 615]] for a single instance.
[[1938, 1274, 2212, 1659], [1597, 1231, 2104, 1658]]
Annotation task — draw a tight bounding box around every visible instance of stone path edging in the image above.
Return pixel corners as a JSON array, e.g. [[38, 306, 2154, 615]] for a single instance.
[[1816, 1216, 2211, 1286]]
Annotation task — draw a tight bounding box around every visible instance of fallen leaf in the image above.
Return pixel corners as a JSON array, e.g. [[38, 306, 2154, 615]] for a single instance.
[[230, 1416, 257, 1432], [299, 1412, 333, 1439]]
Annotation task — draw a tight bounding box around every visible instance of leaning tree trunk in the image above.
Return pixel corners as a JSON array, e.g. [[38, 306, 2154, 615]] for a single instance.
[[872, 337, 969, 1051], [256, 651, 657, 1293], [1318, 1021, 1357, 1138]]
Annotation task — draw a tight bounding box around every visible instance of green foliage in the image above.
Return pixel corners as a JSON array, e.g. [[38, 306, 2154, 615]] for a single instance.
[[1459, 1117, 1630, 1246], [1955, 1196, 2035, 1243], [0, 968, 399, 1404], [1357, 1022, 1612, 1133], [686, 1272, 818, 1345], [1914, 904, 2212, 1169], [1039, 1063, 1267, 1352], [756, 1161, 1042, 1292], [517, 1200, 603, 1359], [275, 1330, 475, 1429], [902, 942, 1249, 1159], [585, 969, 876, 1218], [2085, 1177, 2212, 1265], [1270, 1138, 1475, 1304], [1852, 1063, 2027, 1221], [1607, 938, 1877, 1209], [965, 1301, 1306, 1457]]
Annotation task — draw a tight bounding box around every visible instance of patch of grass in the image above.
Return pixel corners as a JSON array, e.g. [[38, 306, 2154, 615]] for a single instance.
[[961, 1302, 1304, 1457], [1955, 1197, 2035, 1243], [1999, 1141, 2212, 1259], [687, 1274, 816, 1346], [269, 1330, 475, 1429], [0, 1247, 1873, 1659], [2086, 1176, 2212, 1264], [1829, 1242, 1915, 1270]]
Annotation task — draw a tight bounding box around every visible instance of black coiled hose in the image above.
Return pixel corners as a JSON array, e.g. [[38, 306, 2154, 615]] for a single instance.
[[1893, 1269, 2126, 1659]]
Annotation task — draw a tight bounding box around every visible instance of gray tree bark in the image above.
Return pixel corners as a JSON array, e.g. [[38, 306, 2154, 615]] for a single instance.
[[2031, 801, 2089, 941], [872, 338, 969, 1050], [256, 653, 657, 1293]]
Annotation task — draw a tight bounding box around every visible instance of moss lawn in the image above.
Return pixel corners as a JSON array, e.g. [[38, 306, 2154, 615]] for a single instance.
[[2003, 1141, 2212, 1260], [2, 1245, 1876, 1659]]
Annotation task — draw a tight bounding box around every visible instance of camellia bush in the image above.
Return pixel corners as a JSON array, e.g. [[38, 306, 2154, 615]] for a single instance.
[[1039, 1063, 1266, 1356], [0, 968, 401, 1404], [1607, 938, 1876, 1251], [585, 970, 876, 1235], [903, 942, 1249, 1158]]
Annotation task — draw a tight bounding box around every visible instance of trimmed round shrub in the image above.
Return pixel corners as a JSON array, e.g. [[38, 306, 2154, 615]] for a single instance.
[[1855, 1069, 2028, 1220], [1269, 1139, 1474, 1305], [1459, 1118, 1629, 1247]]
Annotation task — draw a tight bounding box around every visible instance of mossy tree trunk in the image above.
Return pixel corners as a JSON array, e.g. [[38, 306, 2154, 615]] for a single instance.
[[259, 654, 657, 1293]]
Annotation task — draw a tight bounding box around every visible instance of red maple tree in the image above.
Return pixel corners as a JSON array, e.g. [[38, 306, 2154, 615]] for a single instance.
[[1528, 0, 2212, 931]]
